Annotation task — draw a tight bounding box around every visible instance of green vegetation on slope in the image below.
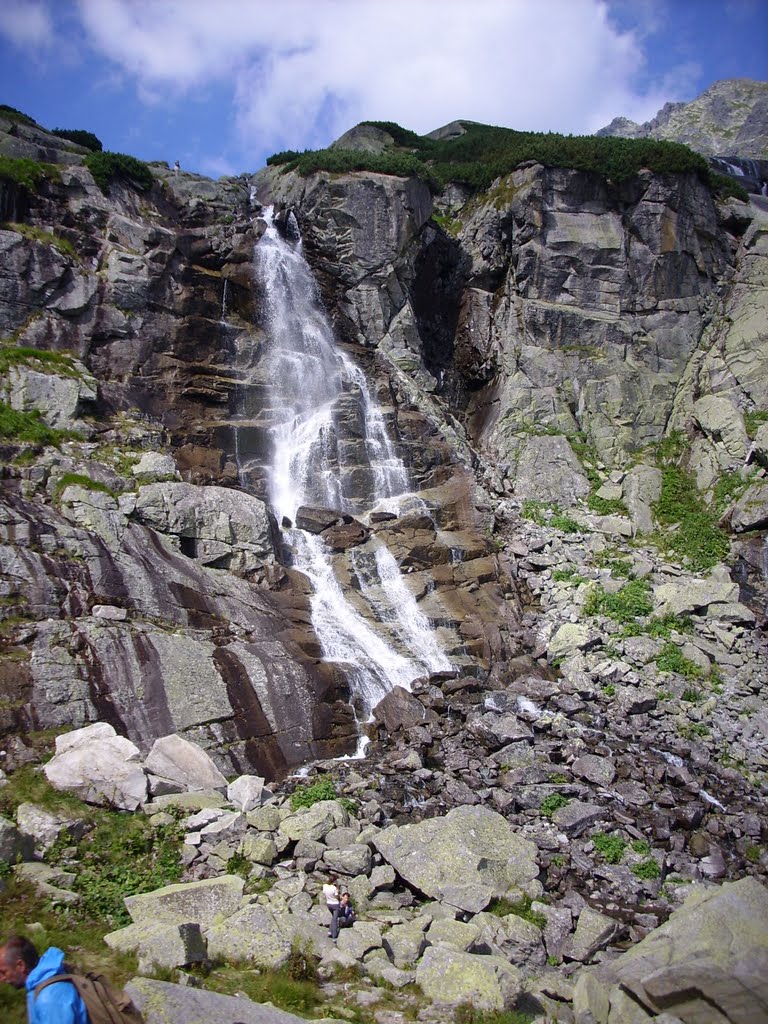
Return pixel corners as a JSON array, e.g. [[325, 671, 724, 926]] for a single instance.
[[267, 120, 717, 195], [51, 128, 103, 152], [84, 150, 154, 193], [0, 154, 58, 190]]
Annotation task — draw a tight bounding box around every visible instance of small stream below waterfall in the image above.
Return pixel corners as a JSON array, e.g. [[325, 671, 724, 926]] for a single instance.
[[237, 206, 452, 734]]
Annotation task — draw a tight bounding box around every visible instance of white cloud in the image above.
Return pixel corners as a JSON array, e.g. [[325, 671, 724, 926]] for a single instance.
[[72, 0, 692, 157], [1, 1, 54, 48]]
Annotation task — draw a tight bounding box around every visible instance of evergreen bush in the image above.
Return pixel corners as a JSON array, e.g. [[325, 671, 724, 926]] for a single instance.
[[51, 128, 103, 152], [84, 151, 153, 193]]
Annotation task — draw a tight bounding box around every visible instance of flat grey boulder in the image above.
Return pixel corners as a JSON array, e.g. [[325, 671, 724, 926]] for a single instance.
[[653, 569, 739, 617], [134, 482, 274, 574], [104, 920, 207, 971], [144, 734, 227, 794], [279, 800, 349, 843], [731, 480, 768, 532], [125, 875, 245, 928], [373, 805, 539, 913], [206, 904, 292, 969], [0, 815, 33, 864], [227, 774, 265, 811], [43, 723, 147, 811], [372, 686, 427, 732], [126, 976, 339, 1023], [572, 877, 768, 1023], [415, 946, 522, 1010], [15, 803, 88, 854], [511, 435, 590, 507]]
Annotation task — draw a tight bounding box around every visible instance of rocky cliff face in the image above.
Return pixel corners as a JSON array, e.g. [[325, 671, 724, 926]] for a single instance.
[[598, 78, 768, 161], [1, 108, 767, 809]]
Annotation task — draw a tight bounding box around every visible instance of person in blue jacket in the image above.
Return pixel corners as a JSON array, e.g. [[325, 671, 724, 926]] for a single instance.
[[0, 935, 88, 1024]]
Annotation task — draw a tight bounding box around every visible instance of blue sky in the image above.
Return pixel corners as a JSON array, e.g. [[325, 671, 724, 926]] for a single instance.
[[1, 0, 766, 179]]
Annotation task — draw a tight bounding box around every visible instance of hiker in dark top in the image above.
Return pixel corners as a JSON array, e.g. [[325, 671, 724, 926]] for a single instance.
[[0, 936, 88, 1024], [338, 890, 357, 928]]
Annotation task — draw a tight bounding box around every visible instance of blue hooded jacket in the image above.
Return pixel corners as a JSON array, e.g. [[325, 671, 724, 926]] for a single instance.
[[25, 947, 88, 1024]]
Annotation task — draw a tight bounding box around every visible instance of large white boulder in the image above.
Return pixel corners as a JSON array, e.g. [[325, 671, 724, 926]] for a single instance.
[[144, 734, 227, 794], [44, 723, 147, 811]]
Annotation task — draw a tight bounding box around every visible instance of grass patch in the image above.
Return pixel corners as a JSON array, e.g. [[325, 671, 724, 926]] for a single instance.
[[584, 578, 653, 623], [550, 511, 581, 533], [0, 400, 75, 445], [551, 567, 587, 584], [487, 895, 546, 930], [456, 1005, 534, 1024], [539, 793, 570, 817], [652, 464, 729, 571], [587, 493, 628, 516], [631, 839, 651, 855], [592, 832, 627, 864], [0, 343, 81, 377], [431, 212, 462, 236], [744, 410, 768, 439], [52, 473, 119, 502], [2, 223, 75, 256], [0, 154, 58, 190], [197, 958, 324, 1018], [655, 642, 703, 678]]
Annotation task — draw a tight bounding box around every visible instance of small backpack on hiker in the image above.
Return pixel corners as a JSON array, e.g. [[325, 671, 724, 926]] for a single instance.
[[34, 971, 144, 1024]]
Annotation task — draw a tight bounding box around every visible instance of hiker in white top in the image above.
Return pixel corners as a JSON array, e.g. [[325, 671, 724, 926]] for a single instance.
[[322, 876, 341, 939]]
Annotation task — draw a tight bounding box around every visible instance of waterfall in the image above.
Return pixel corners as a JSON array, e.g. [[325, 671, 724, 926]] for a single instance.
[[250, 207, 452, 725]]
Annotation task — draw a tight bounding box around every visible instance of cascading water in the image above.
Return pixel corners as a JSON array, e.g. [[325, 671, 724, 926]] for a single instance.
[[252, 207, 452, 729]]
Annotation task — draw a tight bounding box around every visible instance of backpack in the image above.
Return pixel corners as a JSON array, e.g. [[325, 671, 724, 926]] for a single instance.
[[34, 971, 144, 1024]]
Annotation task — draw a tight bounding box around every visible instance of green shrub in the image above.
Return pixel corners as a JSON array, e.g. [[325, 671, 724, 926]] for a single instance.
[[602, 683, 616, 697], [631, 839, 651, 855], [708, 170, 749, 202], [289, 777, 356, 812], [84, 151, 153, 193], [268, 120, 713, 198], [631, 858, 661, 880], [521, 499, 547, 525], [584, 579, 652, 623], [592, 832, 627, 864], [0, 155, 57, 190], [51, 128, 102, 152], [645, 613, 693, 638], [655, 642, 703, 678], [550, 512, 581, 534], [540, 793, 570, 817], [744, 410, 768, 439], [487, 895, 546, 929], [0, 104, 37, 126]]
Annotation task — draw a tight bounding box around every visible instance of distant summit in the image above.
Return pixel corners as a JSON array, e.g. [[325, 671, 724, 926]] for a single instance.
[[597, 78, 768, 161]]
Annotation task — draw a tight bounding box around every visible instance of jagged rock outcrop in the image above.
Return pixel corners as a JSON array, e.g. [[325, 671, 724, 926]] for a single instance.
[[597, 78, 768, 161]]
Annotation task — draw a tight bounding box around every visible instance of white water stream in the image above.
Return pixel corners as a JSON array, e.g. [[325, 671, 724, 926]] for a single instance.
[[252, 207, 451, 728]]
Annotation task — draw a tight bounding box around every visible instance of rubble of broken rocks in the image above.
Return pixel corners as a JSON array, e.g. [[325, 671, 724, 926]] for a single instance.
[[1, 501, 767, 1023], [3, 619, 767, 1024]]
